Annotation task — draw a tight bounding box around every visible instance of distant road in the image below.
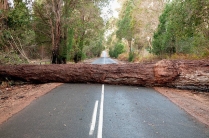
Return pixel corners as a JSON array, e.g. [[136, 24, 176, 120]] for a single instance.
[[92, 51, 117, 64], [92, 57, 117, 64], [0, 51, 208, 138]]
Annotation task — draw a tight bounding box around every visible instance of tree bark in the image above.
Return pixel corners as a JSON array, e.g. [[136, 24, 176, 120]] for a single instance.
[[0, 60, 209, 91], [128, 40, 132, 53]]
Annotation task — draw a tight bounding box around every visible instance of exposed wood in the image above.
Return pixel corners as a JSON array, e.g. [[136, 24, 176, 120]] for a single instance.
[[0, 60, 209, 91]]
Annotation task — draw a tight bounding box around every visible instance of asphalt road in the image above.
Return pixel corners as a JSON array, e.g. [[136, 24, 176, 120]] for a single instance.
[[92, 51, 117, 64], [0, 54, 209, 138], [92, 57, 117, 64]]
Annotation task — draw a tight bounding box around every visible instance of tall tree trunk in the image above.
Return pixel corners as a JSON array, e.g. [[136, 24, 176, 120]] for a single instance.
[[128, 40, 132, 53], [51, 0, 62, 64]]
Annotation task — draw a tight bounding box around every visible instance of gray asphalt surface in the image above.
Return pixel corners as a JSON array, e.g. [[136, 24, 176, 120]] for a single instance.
[[92, 57, 117, 64], [0, 54, 209, 138]]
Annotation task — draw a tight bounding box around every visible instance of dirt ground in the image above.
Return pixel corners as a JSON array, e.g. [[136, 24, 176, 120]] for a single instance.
[[154, 87, 209, 127], [0, 84, 209, 128], [0, 83, 62, 125]]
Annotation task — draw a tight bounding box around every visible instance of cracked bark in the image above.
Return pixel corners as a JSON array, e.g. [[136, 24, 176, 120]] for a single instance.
[[0, 60, 209, 91]]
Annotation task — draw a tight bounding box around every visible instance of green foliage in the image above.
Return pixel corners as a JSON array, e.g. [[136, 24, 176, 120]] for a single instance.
[[7, 1, 30, 29], [66, 28, 74, 60], [128, 51, 135, 62], [152, 0, 209, 58], [2, 0, 31, 44], [116, 0, 133, 40], [116, 0, 134, 52], [0, 0, 114, 64], [32, 0, 108, 63], [0, 1, 34, 63], [109, 42, 125, 58], [84, 35, 105, 58], [0, 51, 28, 64]]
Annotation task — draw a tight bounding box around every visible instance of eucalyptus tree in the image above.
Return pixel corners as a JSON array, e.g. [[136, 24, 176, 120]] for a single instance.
[[33, 0, 111, 64], [116, 0, 134, 53], [0, 0, 32, 62], [152, 0, 209, 57], [68, 1, 105, 62], [131, 0, 165, 53]]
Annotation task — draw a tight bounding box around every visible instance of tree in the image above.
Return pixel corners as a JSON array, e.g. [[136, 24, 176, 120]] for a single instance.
[[68, 1, 106, 62], [109, 42, 125, 58], [152, 0, 209, 57], [33, 0, 110, 64], [151, 3, 173, 56], [0, 0, 32, 62], [84, 33, 105, 58], [116, 0, 134, 53], [131, 0, 165, 52], [1, 60, 209, 91]]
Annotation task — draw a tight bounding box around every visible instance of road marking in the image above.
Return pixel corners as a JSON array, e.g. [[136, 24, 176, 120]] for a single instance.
[[97, 84, 104, 138], [89, 100, 99, 135]]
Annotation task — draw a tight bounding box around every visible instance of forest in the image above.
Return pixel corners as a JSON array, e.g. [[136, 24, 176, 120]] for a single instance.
[[0, 0, 208, 64], [108, 0, 209, 61], [0, 0, 110, 64]]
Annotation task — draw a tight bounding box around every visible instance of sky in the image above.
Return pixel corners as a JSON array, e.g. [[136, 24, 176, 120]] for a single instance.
[[100, 0, 121, 20], [101, 0, 121, 39]]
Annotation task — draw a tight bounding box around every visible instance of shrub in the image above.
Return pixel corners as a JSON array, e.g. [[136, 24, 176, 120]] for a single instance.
[[109, 42, 125, 58], [128, 52, 135, 62]]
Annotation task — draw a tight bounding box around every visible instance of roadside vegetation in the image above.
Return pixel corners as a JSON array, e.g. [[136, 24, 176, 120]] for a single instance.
[[109, 42, 125, 58], [0, 0, 208, 64], [107, 0, 209, 62], [0, 0, 110, 64]]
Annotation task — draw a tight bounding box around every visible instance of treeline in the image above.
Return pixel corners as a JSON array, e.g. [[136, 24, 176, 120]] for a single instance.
[[107, 0, 164, 61], [0, 0, 109, 64], [152, 0, 209, 58], [108, 0, 209, 62]]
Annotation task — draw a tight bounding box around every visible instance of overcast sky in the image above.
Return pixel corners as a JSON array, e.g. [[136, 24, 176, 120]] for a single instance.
[[100, 0, 121, 20]]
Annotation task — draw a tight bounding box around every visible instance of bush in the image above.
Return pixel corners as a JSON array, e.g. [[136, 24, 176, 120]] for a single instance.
[[109, 42, 125, 58], [118, 53, 129, 61], [0, 51, 28, 65], [128, 52, 135, 62]]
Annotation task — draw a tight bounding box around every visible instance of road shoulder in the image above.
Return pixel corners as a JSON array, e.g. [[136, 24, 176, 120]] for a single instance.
[[0, 83, 62, 125], [155, 87, 209, 127]]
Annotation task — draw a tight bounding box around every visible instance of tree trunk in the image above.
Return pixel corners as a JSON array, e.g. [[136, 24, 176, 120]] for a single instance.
[[128, 40, 132, 53], [51, 0, 62, 64], [0, 60, 209, 91]]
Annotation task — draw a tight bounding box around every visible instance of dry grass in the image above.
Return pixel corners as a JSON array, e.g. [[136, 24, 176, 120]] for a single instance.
[[169, 53, 209, 60], [114, 49, 209, 63], [118, 53, 129, 61], [134, 54, 160, 63]]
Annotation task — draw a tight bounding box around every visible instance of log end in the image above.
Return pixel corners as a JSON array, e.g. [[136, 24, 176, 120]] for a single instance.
[[154, 60, 179, 84]]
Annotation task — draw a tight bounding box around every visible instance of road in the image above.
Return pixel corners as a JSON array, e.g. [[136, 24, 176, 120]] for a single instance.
[[92, 51, 117, 64], [0, 52, 209, 138]]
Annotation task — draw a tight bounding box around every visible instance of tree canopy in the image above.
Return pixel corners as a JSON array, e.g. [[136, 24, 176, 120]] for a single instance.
[[152, 0, 209, 58], [1, 0, 209, 64], [116, 0, 134, 52], [0, 0, 111, 64]]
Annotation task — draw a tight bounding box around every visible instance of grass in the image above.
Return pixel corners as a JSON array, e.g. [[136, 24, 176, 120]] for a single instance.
[[117, 51, 209, 63]]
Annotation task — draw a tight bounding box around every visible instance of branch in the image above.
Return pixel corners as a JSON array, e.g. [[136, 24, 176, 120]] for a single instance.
[[9, 34, 30, 63]]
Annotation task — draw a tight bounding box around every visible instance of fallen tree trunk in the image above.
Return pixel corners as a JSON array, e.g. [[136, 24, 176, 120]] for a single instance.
[[154, 60, 209, 91], [0, 60, 209, 91]]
